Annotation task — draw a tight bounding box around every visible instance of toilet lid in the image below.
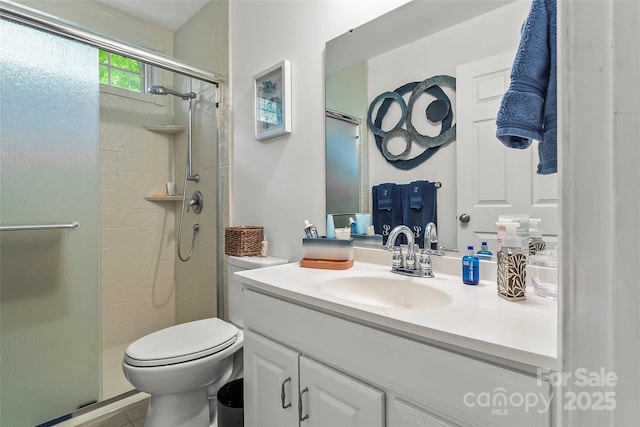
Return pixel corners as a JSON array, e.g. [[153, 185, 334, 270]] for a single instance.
[[124, 318, 238, 367]]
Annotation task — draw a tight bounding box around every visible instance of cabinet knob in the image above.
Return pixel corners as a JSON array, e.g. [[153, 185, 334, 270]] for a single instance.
[[298, 387, 309, 422], [280, 377, 292, 409]]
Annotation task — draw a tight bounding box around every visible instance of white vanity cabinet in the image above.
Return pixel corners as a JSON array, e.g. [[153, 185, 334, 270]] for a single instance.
[[243, 288, 553, 427], [244, 330, 384, 427], [244, 330, 299, 427]]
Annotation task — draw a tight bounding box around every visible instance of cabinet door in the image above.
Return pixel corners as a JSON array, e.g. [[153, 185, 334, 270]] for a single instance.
[[244, 331, 299, 427], [388, 397, 459, 427], [299, 356, 384, 427]]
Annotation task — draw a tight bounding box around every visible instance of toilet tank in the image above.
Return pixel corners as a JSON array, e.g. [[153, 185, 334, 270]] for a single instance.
[[227, 255, 288, 328]]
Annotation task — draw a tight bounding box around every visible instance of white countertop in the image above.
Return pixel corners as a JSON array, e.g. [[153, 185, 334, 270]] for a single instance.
[[236, 259, 559, 370]]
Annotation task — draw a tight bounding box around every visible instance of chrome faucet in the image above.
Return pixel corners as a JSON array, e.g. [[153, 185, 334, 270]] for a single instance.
[[426, 222, 438, 249], [384, 225, 433, 278], [425, 222, 446, 256], [384, 225, 415, 253]]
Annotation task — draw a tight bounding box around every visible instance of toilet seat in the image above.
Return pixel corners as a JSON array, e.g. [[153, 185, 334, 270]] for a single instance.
[[124, 318, 238, 367]]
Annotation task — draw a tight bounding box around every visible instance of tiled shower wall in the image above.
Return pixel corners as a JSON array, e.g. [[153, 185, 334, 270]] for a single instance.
[[100, 92, 176, 348], [173, 78, 220, 323]]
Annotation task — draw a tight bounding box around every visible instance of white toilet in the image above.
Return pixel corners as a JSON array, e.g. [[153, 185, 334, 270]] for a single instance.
[[122, 255, 287, 427]]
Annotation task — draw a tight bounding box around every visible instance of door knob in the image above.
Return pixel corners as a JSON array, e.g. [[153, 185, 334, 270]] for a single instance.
[[459, 213, 470, 223]]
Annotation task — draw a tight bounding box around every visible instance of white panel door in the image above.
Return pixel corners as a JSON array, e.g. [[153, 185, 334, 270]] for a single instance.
[[299, 356, 384, 427], [244, 331, 299, 427], [456, 51, 559, 252]]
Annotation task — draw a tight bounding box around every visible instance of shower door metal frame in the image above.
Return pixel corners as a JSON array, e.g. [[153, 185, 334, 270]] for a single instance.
[[0, 0, 222, 86], [1, 0, 228, 421]]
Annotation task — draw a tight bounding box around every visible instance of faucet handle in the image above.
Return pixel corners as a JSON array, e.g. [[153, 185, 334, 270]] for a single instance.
[[425, 222, 438, 244], [431, 246, 457, 256], [391, 246, 404, 269], [419, 249, 435, 277], [404, 248, 417, 270]]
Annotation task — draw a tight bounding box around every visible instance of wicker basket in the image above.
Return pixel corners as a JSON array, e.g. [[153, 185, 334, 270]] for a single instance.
[[225, 226, 264, 256]]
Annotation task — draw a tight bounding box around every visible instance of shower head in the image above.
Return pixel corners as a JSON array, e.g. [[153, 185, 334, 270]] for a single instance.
[[148, 85, 196, 100]]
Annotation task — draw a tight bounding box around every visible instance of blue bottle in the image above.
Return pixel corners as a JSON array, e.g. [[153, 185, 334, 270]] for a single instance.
[[462, 245, 479, 285], [349, 217, 357, 234], [476, 241, 493, 260]]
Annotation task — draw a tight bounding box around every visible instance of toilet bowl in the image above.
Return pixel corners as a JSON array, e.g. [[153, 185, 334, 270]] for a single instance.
[[122, 318, 243, 427], [122, 255, 287, 427]]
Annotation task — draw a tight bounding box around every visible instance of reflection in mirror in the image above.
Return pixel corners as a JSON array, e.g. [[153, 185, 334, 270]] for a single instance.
[[325, 0, 559, 252], [325, 111, 368, 229]]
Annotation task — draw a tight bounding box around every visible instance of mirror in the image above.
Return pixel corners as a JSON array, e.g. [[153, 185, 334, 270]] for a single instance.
[[325, 0, 559, 251]]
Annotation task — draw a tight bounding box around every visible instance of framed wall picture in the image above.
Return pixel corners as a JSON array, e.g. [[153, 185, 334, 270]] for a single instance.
[[254, 59, 291, 140]]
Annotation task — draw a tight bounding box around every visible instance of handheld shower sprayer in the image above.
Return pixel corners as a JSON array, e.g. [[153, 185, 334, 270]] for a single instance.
[[151, 81, 200, 262], [148, 84, 199, 183], [148, 85, 196, 100]]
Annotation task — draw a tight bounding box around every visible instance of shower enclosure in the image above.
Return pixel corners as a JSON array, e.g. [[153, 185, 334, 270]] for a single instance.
[[0, 17, 101, 426], [0, 3, 226, 426]]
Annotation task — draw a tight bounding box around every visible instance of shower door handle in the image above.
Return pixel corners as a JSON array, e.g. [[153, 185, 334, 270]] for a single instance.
[[0, 221, 79, 231]]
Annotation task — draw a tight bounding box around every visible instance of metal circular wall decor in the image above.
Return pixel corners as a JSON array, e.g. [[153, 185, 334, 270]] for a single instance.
[[367, 75, 456, 170]]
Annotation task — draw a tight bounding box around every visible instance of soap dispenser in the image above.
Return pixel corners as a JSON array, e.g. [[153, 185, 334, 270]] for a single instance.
[[497, 222, 527, 301], [528, 218, 546, 255], [462, 246, 479, 285], [304, 220, 318, 238]]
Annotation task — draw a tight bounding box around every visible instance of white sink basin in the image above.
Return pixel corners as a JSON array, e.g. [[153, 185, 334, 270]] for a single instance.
[[314, 272, 453, 309]]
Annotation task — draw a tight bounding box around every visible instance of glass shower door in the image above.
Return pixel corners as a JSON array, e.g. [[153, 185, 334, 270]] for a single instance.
[[0, 18, 100, 426]]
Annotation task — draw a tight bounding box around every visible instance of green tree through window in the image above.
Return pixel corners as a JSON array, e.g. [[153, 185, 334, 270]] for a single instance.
[[99, 50, 144, 93]]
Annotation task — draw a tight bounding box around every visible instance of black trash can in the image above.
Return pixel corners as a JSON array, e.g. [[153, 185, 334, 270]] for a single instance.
[[217, 378, 244, 427]]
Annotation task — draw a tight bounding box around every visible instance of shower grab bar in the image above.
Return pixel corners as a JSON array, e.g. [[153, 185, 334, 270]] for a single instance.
[[0, 221, 80, 231]]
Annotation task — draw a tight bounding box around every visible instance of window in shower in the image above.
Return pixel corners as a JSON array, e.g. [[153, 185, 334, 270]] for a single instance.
[[99, 50, 153, 94]]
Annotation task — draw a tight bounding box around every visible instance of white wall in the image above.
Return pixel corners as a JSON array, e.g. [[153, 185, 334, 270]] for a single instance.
[[230, 0, 410, 261]]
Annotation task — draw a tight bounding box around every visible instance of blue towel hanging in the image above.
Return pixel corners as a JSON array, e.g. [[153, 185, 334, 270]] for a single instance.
[[376, 183, 395, 211], [401, 181, 437, 248], [495, 0, 557, 175], [372, 183, 403, 245]]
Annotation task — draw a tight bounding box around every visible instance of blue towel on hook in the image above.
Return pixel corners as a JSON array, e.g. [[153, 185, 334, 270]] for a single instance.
[[402, 181, 437, 248], [372, 183, 403, 245], [376, 183, 395, 210], [495, 0, 557, 175], [408, 181, 425, 209]]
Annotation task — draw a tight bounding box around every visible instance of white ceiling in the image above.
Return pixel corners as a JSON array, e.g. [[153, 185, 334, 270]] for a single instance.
[[95, 0, 209, 31]]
